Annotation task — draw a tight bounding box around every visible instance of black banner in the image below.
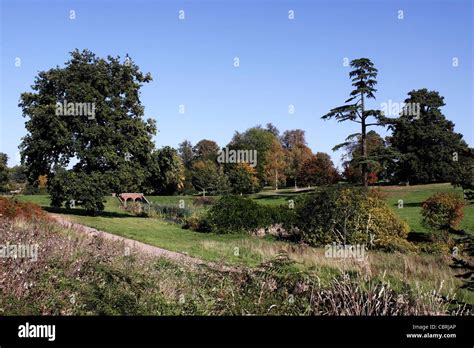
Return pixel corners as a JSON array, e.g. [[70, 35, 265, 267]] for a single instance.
[[0, 316, 472, 347]]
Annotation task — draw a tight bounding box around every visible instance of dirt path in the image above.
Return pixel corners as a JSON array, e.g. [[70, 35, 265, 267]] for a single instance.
[[50, 214, 240, 273]]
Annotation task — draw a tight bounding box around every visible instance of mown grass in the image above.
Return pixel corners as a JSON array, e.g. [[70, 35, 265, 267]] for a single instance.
[[15, 183, 473, 236], [380, 183, 474, 233], [17, 183, 472, 232]]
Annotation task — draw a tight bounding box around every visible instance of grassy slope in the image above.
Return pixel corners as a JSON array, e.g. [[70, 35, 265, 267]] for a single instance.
[[15, 184, 474, 260], [254, 183, 474, 232], [18, 183, 473, 232], [381, 183, 473, 232]]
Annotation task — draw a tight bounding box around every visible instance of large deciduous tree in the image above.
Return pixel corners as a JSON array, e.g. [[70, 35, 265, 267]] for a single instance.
[[191, 160, 229, 196], [19, 49, 156, 214], [146, 147, 185, 195], [226, 163, 260, 195], [322, 58, 386, 187], [264, 139, 287, 190], [228, 125, 276, 187], [297, 152, 338, 187], [281, 129, 313, 189], [193, 139, 220, 162]]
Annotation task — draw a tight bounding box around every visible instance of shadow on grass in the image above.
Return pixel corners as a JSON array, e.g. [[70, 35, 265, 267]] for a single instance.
[[407, 229, 470, 243], [252, 192, 308, 200], [44, 206, 132, 218], [392, 202, 423, 208], [252, 194, 294, 201], [407, 231, 434, 242]]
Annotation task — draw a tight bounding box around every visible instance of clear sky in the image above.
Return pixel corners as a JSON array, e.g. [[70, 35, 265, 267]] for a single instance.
[[1, 0, 472, 167]]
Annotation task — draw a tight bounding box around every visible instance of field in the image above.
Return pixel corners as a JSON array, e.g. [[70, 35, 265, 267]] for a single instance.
[[14, 183, 474, 304], [19, 183, 473, 232]]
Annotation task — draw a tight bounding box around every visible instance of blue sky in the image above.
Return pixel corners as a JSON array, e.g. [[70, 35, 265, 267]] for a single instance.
[[1, 0, 472, 167]]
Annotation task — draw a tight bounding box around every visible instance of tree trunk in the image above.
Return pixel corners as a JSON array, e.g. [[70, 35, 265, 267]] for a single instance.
[[361, 92, 368, 187], [275, 171, 278, 191]]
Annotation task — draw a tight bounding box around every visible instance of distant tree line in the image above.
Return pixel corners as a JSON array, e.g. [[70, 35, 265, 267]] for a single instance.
[[8, 50, 472, 214]]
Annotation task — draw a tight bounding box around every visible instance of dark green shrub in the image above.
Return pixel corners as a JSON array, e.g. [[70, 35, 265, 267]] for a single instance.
[[266, 204, 297, 232], [421, 192, 465, 231], [206, 195, 295, 234], [49, 170, 107, 215], [206, 195, 265, 233], [293, 187, 341, 245]]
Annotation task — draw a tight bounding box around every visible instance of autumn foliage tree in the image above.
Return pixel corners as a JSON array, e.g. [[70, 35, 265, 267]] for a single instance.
[[191, 160, 229, 196], [297, 152, 338, 187], [226, 163, 260, 194], [342, 130, 391, 184], [281, 130, 313, 189], [264, 139, 287, 190]]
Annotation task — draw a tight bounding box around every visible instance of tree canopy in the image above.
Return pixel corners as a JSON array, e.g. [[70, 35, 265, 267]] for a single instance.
[[388, 89, 471, 185], [19, 49, 156, 213]]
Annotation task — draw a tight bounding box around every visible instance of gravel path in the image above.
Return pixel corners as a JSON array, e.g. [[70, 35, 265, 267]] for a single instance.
[[50, 214, 240, 273]]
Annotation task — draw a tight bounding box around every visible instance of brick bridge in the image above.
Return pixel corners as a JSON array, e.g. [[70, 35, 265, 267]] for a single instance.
[[116, 193, 150, 207]]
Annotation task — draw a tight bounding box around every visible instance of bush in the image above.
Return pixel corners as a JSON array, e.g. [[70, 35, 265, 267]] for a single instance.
[[0, 197, 50, 222], [206, 196, 263, 234], [126, 202, 148, 217], [206, 195, 295, 234], [266, 205, 297, 231], [294, 186, 411, 250], [367, 207, 411, 251], [182, 214, 212, 232], [421, 192, 464, 231], [49, 170, 107, 215], [418, 242, 450, 255]]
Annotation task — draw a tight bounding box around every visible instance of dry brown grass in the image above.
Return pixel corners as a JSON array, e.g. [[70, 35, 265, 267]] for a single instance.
[[1, 212, 470, 315], [198, 238, 467, 302]]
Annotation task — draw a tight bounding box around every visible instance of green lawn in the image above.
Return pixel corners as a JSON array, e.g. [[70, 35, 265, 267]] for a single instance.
[[67, 213, 267, 265], [252, 184, 473, 233], [18, 182, 473, 224], [16, 182, 473, 236], [380, 183, 473, 233], [14, 183, 474, 263]]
